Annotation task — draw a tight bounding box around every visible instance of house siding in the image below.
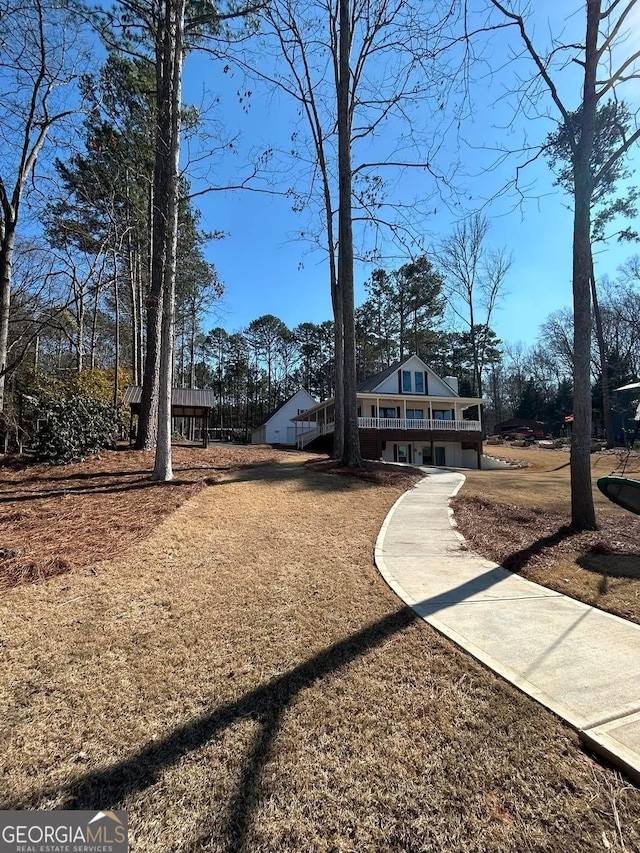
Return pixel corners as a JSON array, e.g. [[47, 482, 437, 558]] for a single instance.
[[371, 355, 458, 397], [251, 388, 317, 445]]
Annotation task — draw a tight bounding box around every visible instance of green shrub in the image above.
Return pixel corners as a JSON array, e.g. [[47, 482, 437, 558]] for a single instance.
[[35, 388, 119, 464]]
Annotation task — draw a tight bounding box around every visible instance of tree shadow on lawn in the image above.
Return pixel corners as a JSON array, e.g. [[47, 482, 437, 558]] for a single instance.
[[0, 458, 395, 502], [499, 525, 581, 573], [578, 550, 640, 579], [0, 461, 354, 504], [0, 466, 224, 486], [3, 568, 505, 853], [0, 477, 198, 504], [0, 460, 285, 489], [225, 458, 422, 495]]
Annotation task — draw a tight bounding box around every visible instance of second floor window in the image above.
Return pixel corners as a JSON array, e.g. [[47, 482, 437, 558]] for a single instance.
[[380, 407, 397, 419], [401, 369, 426, 393]]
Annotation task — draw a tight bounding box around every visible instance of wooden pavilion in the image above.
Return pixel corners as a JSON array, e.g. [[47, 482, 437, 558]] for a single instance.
[[123, 386, 216, 447]]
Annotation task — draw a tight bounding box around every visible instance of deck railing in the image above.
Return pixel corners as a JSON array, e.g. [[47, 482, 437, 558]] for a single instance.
[[357, 417, 481, 431], [296, 416, 480, 448]]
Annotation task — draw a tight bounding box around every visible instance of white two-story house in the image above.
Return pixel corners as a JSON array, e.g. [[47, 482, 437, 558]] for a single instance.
[[292, 354, 485, 469]]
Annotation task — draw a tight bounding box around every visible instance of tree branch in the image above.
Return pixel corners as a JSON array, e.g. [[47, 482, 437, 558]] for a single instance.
[[489, 0, 575, 151]]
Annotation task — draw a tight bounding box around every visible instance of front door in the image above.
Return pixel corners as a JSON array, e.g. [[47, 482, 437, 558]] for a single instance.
[[435, 446, 446, 466], [394, 444, 411, 463]]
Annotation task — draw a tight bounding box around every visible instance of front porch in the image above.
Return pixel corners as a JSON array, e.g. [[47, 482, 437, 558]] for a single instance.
[[357, 417, 481, 432], [295, 416, 482, 448]]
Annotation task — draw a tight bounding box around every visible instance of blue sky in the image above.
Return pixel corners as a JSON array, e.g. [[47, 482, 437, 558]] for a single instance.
[[180, 1, 640, 349]]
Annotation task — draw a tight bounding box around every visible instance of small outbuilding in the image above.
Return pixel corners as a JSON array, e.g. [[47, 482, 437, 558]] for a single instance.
[[124, 386, 216, 447], [251, 388, 317, 446]]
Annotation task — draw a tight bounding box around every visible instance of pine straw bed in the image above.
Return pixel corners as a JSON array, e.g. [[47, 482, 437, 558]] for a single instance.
[[0, 445, 291, 589], [453, 495, 640, 624], [1, 448, 640, 851], [455, 445, 640, 626], [0, 446, 418, 590]]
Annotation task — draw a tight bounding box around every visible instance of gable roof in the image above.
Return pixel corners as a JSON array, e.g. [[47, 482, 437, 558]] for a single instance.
[[357, 354, 459, 395], [357, 360, 403, 392], [254, 388, 316, 428]]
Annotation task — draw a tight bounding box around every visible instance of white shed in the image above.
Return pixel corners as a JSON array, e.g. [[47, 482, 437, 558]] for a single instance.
[[251, 388, 317, 445]]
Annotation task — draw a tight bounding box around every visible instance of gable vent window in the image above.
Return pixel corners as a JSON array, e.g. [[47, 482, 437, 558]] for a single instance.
[[414, 372, 424, 393], [402, 370, 412, 392]]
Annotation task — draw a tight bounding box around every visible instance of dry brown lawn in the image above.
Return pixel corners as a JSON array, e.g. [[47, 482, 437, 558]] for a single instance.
[[1, 446, 640, 851], [455, 444, 640, 624], [0, 445, 308, 588]]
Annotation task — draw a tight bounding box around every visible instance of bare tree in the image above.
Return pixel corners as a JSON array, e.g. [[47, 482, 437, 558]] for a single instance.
[[1, 240, 76, 386], [0, 0, 86, 409], [439, 213, 511, 398], [538, 308, 575, 380], [486, 0, 640, 529], [225, 0, 459, 465]]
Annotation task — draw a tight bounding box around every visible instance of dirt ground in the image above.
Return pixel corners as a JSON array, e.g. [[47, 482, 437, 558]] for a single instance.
[[2, 446, 639, 851], [455, 444, 640, 624]]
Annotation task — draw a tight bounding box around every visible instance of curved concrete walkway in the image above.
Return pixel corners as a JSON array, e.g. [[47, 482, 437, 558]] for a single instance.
[[375, 468, 640, 785]]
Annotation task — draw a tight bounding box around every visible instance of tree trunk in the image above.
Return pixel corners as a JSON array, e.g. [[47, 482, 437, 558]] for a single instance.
[[137, 250, 145, 385], [136, 24, 168, 451], [0, 218, 16, 410], [153, 257, 176, 480], [590, 254, 613, 448], [337, 0, 361, 467], [90, 273, 102, 372], [571, 188, 596, 528], [152, 0, 184, 482], [113, 249, 120, 411], [398, 287, 405, 360], [76, 284, 85, 372], [136, 275, 162, 448], [307, 22, 341, 457], [128, 234, 139, 385], [189, 310, 196, 389], [570, 0, 599, 530], [332, 285, 344, 459], [179, 315, 186, 387]]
